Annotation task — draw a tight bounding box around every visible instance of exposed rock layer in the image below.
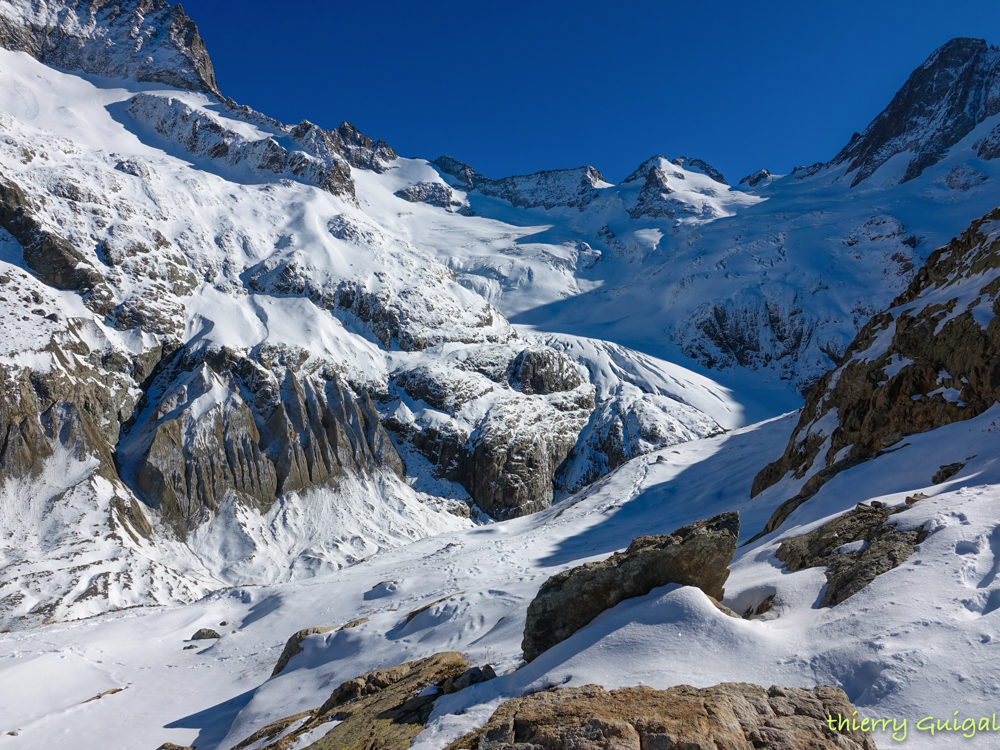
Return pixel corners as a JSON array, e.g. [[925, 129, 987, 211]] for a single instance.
[[451, 682, 876, 750], [231, 652, 481, 750], [777, 501, 930, 607], [0, 0, 220, 96], [752, 207, 1000, 534]]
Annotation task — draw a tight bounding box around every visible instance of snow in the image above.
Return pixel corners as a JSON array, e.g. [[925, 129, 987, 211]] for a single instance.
[[3, 406, 1000, 749], [4, 16, 1000, 750]]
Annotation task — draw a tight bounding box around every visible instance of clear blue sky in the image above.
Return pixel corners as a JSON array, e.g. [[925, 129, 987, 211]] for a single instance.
[[180, 0, 1000, 184]]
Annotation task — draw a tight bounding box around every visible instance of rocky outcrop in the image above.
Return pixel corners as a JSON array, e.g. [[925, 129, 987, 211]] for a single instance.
[[558, 389, 724, 494], [462, 388, 593, 519], [832, 38, 1000, 186], [190, 628, 220, 640], [776, 501, 930, 607], [134, 365, 279, 531], [506, 347, 583, 395], [390, 349, 595, 519], [432, 157, 608, 210], [0, 175, 113, 310], [298, 120, 397, 174], [621, 155, 726, 220], [127, 94, 356, 198], [739, 168, 772, 187], [230, 652, 484, 750], [670, 156, 728, 185], [521, 512, 739, 662], [0, 0, 220, 97], [752, 208, 1000, 535], [395, 181, 463, 210], [450, 682, 876, 750], [126, 348, 405, 535]]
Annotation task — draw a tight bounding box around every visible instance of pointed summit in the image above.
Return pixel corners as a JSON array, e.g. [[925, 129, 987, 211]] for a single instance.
[[833, 37, 1000, 186], [0, 0, 220, 97]]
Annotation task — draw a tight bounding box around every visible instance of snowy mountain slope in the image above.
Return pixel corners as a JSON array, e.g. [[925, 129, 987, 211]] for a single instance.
[[384, 40, 1000, 396], [749, 205, 1000, 542], [5, 404, 1000, 749], [2, 3, 1000, 748], [0, 28, 732, 627]]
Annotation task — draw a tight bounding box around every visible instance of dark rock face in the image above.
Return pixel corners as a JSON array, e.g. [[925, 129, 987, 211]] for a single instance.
[[230, 652, 475, 750], [394, 181, 461, 209], [432, 157, 607, 210], [681, 287, 816, 392], [976, 122, 1000, 159], [460, 388, 593, 519], [453, 682, 876, 750], [0, 0, 220, 97], [739, 168, 772, 187], [391, 353, 594, 520], [627, 166, 676, 219], [434, 155, 477, 190], [521, 512, 739, 662], [832, 38, 1000, 186], [776, 502, 929, 607], [289, 119, 397, 174], [0, 175, 112, 310], [752, 208, 1000, 536], [506, 347, 583, 395], [621, 156, 725, 220], [670, 156, 728, 185], [127, 94, 356, 199], [127, 348, 404, 535]]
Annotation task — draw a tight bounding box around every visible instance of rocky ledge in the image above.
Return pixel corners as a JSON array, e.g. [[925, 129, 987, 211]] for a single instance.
[[450, 682, 876, 750]]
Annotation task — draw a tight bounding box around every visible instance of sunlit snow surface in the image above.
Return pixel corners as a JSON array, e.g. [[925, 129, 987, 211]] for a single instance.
[[4, 409, 1000, 749]]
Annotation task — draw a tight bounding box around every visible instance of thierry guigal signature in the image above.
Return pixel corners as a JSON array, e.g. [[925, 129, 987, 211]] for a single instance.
[[829, 710, 1000, 741]]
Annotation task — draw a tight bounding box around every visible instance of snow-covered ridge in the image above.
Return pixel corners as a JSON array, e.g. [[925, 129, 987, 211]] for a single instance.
[[0, 40, 736, 629]]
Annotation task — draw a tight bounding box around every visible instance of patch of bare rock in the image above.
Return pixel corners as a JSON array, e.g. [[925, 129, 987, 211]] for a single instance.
[[448, 682, 876, 750]]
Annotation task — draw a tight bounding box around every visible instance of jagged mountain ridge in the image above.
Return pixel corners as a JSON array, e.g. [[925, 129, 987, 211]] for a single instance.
[[0, 4, 734, 629], [418, 38, 1000, 395], [832, 37, 1000, 186], [0, 0, 219, 95]]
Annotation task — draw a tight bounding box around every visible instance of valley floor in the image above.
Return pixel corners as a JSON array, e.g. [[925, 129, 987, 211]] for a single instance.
[[4, 400, 1000, 749]]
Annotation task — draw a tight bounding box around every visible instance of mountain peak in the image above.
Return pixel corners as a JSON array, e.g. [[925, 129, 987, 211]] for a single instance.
[[0, 0, 220, 97], [832, 36, 1000, 186]]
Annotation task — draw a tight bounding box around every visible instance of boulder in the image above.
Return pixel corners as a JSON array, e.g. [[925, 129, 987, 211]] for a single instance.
[[230, 652, 471, 750], [521, 512, 739, 662], [442, 665, 497, 694], [190, 628, 220, 640], [450, 682, 876, 750], [506, 347, 583, 395]]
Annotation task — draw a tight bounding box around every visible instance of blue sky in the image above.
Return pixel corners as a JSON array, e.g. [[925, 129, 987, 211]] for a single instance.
[[181, 0, 1000, 184]]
